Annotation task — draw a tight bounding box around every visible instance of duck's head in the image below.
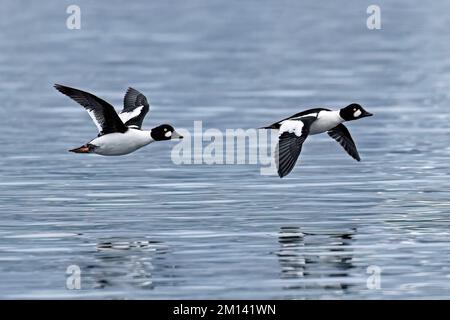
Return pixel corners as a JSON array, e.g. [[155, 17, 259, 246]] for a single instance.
[[150, 124, 183, 141], [339, 103, 373, 121]]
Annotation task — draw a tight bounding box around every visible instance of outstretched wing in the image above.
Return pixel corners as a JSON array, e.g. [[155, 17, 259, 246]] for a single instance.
[[119, 87, 150, 129], [327, 124, 361, 161], [275, 117, 315, 178], [55, 84, 127, 136]]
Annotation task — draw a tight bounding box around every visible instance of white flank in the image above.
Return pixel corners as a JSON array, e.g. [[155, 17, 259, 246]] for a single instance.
[[309, 110, 343, 135], [90, 129, 154, 156]]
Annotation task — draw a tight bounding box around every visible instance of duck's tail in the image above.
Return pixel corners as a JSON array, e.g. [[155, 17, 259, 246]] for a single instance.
[[69, 144, 95, 154]]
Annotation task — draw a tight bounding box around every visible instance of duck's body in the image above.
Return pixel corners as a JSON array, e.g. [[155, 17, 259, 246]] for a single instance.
[[262, 104, 373, 178], [287, 109, 344, 135], [54, 84, 182, 156], [311, 111, 345, 134], [88, 129, 154, 156]]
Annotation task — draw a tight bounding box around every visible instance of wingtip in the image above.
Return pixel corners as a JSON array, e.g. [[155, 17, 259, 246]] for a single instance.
[[126, 86, 139, 94], [54, 84, 81, 97], [54, 84, 68, 93]]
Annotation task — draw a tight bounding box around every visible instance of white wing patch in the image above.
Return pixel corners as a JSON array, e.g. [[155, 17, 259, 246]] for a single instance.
[[86, 109, 103, 133], [279, 120, 304, 137], [119, 105, 144, 124], [291, 111, 321, 121]]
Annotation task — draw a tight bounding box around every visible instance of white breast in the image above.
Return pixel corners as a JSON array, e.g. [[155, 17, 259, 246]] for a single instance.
[[309, 111, 343, 135], [90, 129, 154, 156]]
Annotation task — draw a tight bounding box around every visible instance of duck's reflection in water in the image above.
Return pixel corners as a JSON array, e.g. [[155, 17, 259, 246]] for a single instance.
[[277, 226, 356, 293], [83, 238, 178, 290]]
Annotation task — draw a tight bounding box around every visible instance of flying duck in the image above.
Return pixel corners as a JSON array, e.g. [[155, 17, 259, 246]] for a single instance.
[[54, 84, 183, 156], [262, 104, 373, 178]]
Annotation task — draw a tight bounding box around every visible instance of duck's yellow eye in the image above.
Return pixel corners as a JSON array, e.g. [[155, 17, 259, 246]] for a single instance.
[[353, 108, 357, 111], [164, 128, 167, 131]]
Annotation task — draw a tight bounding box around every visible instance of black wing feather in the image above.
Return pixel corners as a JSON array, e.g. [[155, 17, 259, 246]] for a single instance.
[[120, 87, 150, 129], [54, 84, 127, 136], [275, 117, 315, 178], [327, 124, 361, 161]]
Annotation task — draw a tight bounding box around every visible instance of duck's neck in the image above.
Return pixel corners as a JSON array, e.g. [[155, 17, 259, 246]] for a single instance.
[[130, 129, 155, 145], [144, 130, 155, 143], [337, 110, 346, 122]]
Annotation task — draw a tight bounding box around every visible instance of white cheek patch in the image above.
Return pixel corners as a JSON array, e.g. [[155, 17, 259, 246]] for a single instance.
[[353, 110, 362, 118], [165, 131, 172, 138]]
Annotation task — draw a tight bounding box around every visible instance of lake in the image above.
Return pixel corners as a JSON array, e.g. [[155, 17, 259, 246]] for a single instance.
[[1, 0, 450, 299]]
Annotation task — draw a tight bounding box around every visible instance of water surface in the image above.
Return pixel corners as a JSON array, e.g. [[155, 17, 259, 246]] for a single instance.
[[1, 0, 450, 299]]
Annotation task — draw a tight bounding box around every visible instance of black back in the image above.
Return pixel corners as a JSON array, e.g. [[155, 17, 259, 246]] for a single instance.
[[262, 108, 330, 129]]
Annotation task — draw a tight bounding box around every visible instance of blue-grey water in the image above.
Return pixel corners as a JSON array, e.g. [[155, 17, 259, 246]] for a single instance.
[[1, 0, 450, 299]]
